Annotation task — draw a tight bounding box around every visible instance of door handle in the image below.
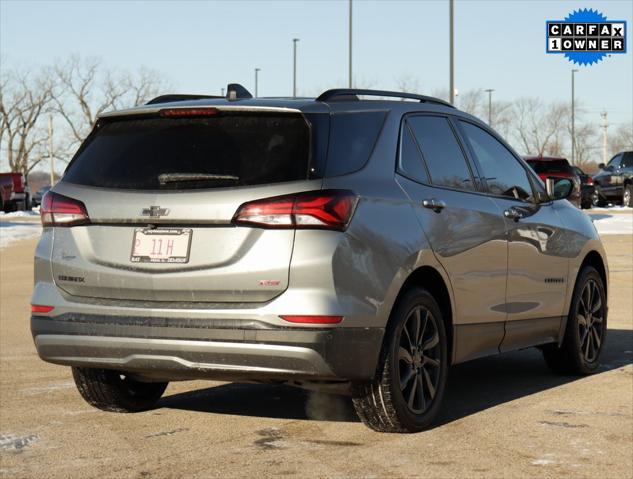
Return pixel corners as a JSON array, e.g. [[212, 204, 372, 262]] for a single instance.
[[504, 206, 523, 222], [422, 198, 446, 212]]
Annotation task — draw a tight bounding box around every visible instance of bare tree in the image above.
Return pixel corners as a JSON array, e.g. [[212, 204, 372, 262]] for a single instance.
[[509, 98, 570, 157], [52, 56, 168, 155], [0, 70, 55, 174], [609, 123, 633, 156]]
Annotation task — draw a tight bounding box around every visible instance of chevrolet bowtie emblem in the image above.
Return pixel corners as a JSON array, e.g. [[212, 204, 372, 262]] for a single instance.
[[141, 206, 170, 218]]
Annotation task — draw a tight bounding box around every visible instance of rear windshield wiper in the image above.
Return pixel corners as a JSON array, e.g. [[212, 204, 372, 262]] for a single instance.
[[158, 173, 239, 185]]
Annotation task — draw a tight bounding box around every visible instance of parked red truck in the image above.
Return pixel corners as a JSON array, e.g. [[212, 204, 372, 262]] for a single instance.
[[0, 172, 31, 212]]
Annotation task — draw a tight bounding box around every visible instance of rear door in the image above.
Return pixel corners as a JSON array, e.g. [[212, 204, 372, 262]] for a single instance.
[[395, 114, 508, 363], [51, 108, 324, 303], [456, 120, 569, 351]]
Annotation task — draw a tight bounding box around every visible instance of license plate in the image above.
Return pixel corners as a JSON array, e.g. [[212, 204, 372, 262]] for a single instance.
[[130, 228, 192, 263]]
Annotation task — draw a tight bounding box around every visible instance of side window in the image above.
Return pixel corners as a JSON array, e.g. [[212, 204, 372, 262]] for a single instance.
[[398, 123, 429, 183], [621, 152, 633, 168], [459, 121, 534, 201], [607, 154, 621, 168], [406, 116, 475, 191]]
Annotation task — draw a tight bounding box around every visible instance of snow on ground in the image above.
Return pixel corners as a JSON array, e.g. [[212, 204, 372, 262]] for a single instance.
[[0, 221, 42, 249], [590, 212, 633, 236], [0, 208, 39, 218]]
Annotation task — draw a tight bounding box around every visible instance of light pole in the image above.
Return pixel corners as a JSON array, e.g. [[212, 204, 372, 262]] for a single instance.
[[571, 69, 578, 164], [601, 111, 609, 165], [48, 115, 54, 186], [485, 89, 494, 126], [449, 0, 454, 104], [293, 38, 299, 97], [255, 68, 261, 98], [348, 0, 353, 88]]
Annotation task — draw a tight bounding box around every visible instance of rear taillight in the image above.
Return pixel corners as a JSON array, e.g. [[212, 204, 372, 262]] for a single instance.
[[587, 177, 594, 185], [232, 190, 358, 231], [40, 192, 89, 227]]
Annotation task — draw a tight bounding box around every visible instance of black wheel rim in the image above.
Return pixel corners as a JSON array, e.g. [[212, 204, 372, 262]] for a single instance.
[[398, 306, 441, 414], [577, 279, 604, 363], [624, 188, 631, 206]]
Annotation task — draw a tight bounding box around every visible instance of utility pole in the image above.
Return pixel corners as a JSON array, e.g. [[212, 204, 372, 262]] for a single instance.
[[601, 111, 609, 164], [48, 115, 54, 186], [571, 69, 578, 164], [348, 0, 353, 88], [485, 89, 494, 126], [254, 68, 261, 98], [449, 0, 454, 104], [221, 87, 225, 96], [293, 38, 299, 97]]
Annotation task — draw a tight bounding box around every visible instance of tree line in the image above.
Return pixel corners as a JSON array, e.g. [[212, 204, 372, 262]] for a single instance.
[[1, 57, 632, 178]]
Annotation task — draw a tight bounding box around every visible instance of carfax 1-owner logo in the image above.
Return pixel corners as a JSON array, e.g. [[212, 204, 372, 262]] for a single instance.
[[546, 8, 627, 65]]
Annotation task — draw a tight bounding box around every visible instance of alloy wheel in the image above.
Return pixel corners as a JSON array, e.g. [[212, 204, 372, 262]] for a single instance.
[[398, 306, 441, 414], [577, 279, 605, 363]]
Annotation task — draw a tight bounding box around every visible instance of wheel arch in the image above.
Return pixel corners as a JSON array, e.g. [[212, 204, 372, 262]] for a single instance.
[[389, 266, 455, 365], [579, 250, 608, 298]]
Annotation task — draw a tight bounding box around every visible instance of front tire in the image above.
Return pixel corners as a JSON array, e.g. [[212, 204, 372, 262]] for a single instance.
[[352, 288, 448, 433], [72, 367, 168, 412], [623, 184, 632, 207], [542, 266, 607, 375]]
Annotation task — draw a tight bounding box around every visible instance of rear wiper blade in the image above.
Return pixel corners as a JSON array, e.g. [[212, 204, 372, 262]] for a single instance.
[[158, 173, 239, 184]]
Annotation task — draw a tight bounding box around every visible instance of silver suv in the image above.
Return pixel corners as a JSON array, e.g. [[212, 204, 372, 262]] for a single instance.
[[31, 86, 608, 432]]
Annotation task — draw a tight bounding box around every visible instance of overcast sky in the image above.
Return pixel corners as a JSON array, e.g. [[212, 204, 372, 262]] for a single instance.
[[1, 0, 632, 128]]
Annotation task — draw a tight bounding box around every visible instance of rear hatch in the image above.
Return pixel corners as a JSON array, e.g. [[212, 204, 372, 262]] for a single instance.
[[50, 107, 326, 303]]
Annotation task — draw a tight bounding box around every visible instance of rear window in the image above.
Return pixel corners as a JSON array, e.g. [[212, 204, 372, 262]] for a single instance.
[[526, 160, 572, 174], [64, 113, 311, 190]]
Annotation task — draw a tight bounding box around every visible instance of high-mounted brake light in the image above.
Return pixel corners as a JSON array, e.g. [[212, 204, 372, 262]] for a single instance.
[[280, 315, 343, 324], [232, 190, 358, 231], [41, 192, 89, 227], [159, 108, 219, 117]]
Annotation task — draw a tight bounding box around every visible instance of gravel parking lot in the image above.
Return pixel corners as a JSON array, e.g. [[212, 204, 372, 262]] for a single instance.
[[1, 216, 631, 478]]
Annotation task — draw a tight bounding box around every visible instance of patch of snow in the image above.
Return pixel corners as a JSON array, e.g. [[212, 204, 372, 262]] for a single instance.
[[0, 209, 39, 218], [0, 221, 42, 248], [590, 212, 633, 235], [531, 454, 557, 466]]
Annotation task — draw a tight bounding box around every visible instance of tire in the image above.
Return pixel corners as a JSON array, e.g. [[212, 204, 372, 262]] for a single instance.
[[351, 288, 448, 433], [581, 198, 592, 210], [72, 367, 168, 412], [24, 194, 31, 211], [542, 266, 607, 375], [623, 184, 632, 207], [591, 191, 607, 207]]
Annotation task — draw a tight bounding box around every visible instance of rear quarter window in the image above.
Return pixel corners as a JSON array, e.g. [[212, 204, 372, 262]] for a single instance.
[[324, 111, 387, 177]]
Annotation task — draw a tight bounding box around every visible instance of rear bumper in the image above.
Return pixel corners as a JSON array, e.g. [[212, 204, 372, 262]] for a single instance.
[[31, 314, 383, 382]]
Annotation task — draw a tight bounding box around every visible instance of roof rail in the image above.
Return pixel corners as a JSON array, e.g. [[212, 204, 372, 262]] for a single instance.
[[315, 88, 454, 108], [146, 94, 223, 105]]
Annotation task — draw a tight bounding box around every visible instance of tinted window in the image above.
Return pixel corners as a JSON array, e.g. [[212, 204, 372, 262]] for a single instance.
[[65, 113, 310, 190], [621, 152, 633, 168], [607, 154, 621, 168], [398, 123, 429, 183], [527, 159, 572, 174], [459, 121, 533, 201], [325, 111, 386, 176], [407, 116, 475, 191]]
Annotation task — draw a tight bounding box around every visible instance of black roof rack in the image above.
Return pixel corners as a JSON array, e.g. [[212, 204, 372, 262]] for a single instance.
[[146, 94, 223, 105], [316, 88, 454, 108]]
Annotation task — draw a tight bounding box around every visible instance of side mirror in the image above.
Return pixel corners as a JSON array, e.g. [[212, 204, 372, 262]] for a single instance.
[[546, 177, 574, 201], [598, 163, 606, 169]]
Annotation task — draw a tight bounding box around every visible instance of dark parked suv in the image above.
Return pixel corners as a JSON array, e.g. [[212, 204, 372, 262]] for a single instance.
[[31, 86, 609, 432], [593, 151, 633, 207]]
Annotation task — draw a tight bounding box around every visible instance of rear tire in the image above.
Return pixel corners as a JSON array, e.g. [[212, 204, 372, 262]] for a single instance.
[[623, 184, 632, 207], [351, 288, 448, 433], [542, 266, 607, 375], [592, 190, 607, 207], [72, 367, 168, 412]]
